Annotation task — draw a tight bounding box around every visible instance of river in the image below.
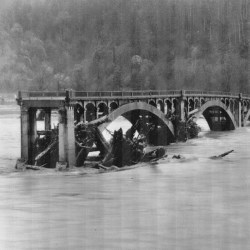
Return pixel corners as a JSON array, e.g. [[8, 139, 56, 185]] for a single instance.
[[0, 104, 250, 249]]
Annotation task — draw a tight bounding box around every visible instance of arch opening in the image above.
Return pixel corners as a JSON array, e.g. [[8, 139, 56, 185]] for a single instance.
[[189, 99, 195, 113], [165, 100, 172, 116], [149, 100, 156, 107], [75, 103, 84, 123], [109, 102, 118, 112], [85, 103, 96, 122], [97, 102, 108, 118], [122, 110, 173, 145], [192, 100, 237, 131], [157, 100, 164, 113], [100, 102, 175, 146], [203, 107, 235, 131], [194, 99, 200, 109]]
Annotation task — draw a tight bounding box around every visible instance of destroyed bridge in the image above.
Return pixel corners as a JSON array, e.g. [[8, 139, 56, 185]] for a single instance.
[[16, 90, 250, 166]]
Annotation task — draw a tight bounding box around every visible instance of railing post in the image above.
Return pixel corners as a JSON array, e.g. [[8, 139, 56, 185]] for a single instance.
[[18, 91, 22, 100], [181, 89, 185, 98], [16, 91, 22, 105]]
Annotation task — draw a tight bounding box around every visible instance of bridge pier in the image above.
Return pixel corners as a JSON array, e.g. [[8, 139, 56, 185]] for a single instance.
[[29, 108, 37, 164], [66, 106, 76, 167], [20, 107, 37, 164], [58, 106, 76, 167], [20, 106, 29, 161], [176, 90, 186, 121], [234, 94, 242, 127], [58, 108, 66, 162], [238, 94, 242, 127], [179, 99, 185, 121]]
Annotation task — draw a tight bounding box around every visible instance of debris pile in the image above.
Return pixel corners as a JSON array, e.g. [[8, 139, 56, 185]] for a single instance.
[[34, 129, 58, 167], [99, 128, 166, 168]]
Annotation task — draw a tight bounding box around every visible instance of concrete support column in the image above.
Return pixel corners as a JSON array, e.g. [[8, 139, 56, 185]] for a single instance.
[[177, 90, 186, 121], [58, 108, 66, 162], [83, 108, 87, 123], [171, 100, 175, 113], [238, 94, 242, 127], [164, 104, 168, 115], [179, 99, 185, 121], [66, 106, 76, 167], [95, 107, 100, 121], [44, 108, 51, 131], [20, 106, 29, 161], [29, 108, 37, 164]]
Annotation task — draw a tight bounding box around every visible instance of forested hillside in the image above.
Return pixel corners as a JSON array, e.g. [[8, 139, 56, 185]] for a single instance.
[[0, 0, 248, 93]]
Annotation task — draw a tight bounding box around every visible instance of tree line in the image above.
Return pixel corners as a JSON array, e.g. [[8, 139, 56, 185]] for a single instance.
[[0, 0, 248, 93]]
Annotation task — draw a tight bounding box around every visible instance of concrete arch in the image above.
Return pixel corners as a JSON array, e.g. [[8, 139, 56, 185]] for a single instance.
[[193, 100, 237, 130], [83, 101, 95, 109], [106, 102, 175, 137], [97, 101, 108, 108]]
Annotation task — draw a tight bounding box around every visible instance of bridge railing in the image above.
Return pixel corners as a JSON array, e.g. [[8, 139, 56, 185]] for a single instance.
[[18, 91, 66, 99], [73, 90, 182, 98], [17, 90, 250, 100], [185, 90, 238, 98], [242, 94, 250, 98]]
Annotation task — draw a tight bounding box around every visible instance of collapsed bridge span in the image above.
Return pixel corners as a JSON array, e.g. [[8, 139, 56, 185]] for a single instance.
[[16, 90, 250, 167]]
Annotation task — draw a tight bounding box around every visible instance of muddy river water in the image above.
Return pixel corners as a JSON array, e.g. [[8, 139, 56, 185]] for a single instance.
[[0, 105, 250, 249]]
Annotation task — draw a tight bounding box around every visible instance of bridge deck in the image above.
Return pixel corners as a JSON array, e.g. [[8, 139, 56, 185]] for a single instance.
[[17, 90, 250, 103]]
